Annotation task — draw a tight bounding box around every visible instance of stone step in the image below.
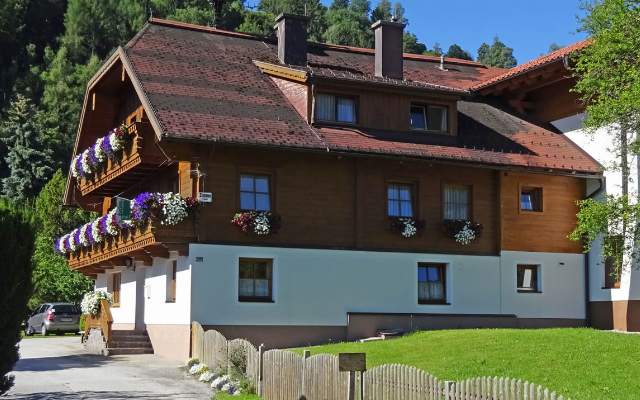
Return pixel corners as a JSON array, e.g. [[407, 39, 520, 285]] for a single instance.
[[107, 347, 154, 355], [109, 340, 153, 348]]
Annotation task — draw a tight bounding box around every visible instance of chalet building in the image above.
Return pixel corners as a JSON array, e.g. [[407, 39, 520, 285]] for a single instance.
[[61, 15, 604, 361]]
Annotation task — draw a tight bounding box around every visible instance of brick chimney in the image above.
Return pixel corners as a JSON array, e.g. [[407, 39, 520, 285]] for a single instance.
[[274, 13, 309, 66], [371, 19, 405, 80]]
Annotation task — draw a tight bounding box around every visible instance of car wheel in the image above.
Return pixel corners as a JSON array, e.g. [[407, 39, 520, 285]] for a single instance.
[[24, 324, 33, 336], [41, 325, 48, 336]]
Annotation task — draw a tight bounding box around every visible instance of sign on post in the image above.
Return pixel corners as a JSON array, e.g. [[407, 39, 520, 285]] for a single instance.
[[339, 353, 366, 400], [197, 192, 213, 203]]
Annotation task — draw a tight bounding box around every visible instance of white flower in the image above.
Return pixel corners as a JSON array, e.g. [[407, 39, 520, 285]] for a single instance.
[[94, 138, 106, 162], [105, 208, 120, 236], [80, 291, 112, 315], [70, 155, 80, 178], [189, 363, 208, 375], [90, 220, 102, 244], [160, 192, 189, 226], [253, 212, 270, 235], [221, 383, 235, 394], [198, 371, 215, 382], [79, 223, 91, 247], [57, 234, 69, 253], [81, 149, 92, 175], [68, 229, 79, 251], [211, 375, 230, 390], [454, 222, 476, 245], [109, 131, 124, 152], [399, 218, 417, 238]]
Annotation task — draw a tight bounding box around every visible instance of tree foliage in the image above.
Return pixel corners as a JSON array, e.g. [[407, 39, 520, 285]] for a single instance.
[[446, 44, 473, 60], [477, 37, 517, 67], [0, 199, 34, 395], [257, 0, 327, 41], [570, 0, 640, 276], [31, 170, 94, 309]]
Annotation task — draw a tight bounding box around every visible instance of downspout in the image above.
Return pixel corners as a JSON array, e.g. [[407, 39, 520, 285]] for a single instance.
[[584, 176, 606, 327]]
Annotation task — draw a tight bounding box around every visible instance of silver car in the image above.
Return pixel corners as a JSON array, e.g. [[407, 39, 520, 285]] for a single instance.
[[25, 303, 81, 336]]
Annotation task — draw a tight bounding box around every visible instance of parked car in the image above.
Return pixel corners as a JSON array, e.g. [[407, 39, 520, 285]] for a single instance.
[[25, 303, 81, 336]]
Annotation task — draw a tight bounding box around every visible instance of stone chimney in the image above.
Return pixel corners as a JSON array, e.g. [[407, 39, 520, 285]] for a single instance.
[[371, 19, 405, 80], [274, 13, 309, 66]]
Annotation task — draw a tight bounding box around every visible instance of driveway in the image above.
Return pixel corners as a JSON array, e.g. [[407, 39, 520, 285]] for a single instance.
[[4, 336, 212, 399]]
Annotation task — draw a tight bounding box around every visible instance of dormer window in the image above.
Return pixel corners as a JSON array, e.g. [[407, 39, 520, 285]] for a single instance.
[[315, 93, 357, 124], [410, 104, 448, 132]]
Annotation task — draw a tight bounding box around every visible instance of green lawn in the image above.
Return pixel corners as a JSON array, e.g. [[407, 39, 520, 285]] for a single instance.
[[295, 328, 640, 400], [214, 394, 260, 400]]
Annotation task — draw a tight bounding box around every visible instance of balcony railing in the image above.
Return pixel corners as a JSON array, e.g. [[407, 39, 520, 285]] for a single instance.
[[76, 122, 165, 197], [67, 217, 196, 272]]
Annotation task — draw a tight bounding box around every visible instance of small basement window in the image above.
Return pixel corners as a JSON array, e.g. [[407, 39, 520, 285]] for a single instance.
[[315, 93, 357, 124], [418, 263, 447, 304], [520, 187, 543, 212], [239, 258, 273, 302], [410, 104, 448, 132], [517, 264, 540, 292]]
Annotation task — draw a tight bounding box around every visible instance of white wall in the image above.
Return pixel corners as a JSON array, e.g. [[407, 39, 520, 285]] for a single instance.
[[554, 113, 640, 303], [189, 244, 586, 326], [94, 268, 139, 325], [143, 256, 191, 325]]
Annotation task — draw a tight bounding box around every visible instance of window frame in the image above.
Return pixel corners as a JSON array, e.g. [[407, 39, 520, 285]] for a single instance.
[[238, 258, 274, 303], [409, 103, 449, 133], [111, 272, 121, 307], [166, 260, 177, 303], [519, 185, 544, 213], [386, 181, 417, 218], [238, 172, 273, 212], [516, 264, 541, 293], [417, 262, 448, 305], [441, 183, 473, 221], [314, 92, 359, 125]]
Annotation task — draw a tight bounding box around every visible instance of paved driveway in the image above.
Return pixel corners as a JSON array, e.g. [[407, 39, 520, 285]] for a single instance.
[[4, 337, 212, 399]]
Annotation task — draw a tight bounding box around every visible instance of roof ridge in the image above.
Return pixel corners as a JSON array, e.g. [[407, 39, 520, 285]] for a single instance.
[[149, 17, 270, 41]]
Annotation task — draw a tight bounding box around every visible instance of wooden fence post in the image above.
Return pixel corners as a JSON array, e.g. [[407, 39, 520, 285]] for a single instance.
[[302, 350, 310, 398], [347, 371, 356, 400], [444, 380, 455, 400], [257, 344, 264, 397]]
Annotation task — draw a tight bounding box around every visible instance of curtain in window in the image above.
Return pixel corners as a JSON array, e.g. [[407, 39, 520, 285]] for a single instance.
[[418, 266, 444, 301], [388, 184, 413, 217], [316, 94, 335, 121], [427, 106, 448, 132], [336, 97, 355, 123], [444, 185, 469, 220]]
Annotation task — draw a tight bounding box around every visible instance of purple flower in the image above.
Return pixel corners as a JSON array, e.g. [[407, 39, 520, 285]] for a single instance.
[[75, 156, 84, 178], [88, 145, 99, 167], [132, 192, 159, 222], [54, 237, 62, 254], [73, 229, 82, 247], [63, 235, 70, 251], [101, 133, 114, 157], [98, 215, 109, 236]]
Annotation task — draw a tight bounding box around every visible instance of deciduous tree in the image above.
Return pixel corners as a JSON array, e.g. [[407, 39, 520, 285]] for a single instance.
[[477, 37, 517, 68]]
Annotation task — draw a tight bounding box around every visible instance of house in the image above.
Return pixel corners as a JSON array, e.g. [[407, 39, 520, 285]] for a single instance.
[[60, 15, 604, 361]]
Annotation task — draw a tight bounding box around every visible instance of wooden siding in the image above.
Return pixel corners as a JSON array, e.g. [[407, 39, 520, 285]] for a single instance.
[[500, 171, 584, 253]]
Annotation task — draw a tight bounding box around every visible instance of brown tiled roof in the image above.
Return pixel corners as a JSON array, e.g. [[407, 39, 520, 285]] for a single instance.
[[120, 19, 600, 175], [472, 39, 591, 90]]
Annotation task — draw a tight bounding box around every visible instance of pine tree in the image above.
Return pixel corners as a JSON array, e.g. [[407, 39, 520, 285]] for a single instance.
[[0, 95, 53, 201], [324, 0, 373, 47], [257, 0, 327, 42], [477, 37, 517, 68], [0, 199, 34, 395]]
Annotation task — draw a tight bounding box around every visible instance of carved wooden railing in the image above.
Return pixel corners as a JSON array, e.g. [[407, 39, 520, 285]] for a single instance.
[[68, 217, 196, 271], [77, 122, 163, 196], [82, 299, 113, 347]]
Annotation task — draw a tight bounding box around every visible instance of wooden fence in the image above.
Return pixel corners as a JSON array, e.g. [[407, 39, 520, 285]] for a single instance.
[[190, 322, 567, 400]]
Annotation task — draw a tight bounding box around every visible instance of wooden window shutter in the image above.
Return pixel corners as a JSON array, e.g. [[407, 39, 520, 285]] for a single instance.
[[178, 161, 197, 198], [102, 197, 112, 215]]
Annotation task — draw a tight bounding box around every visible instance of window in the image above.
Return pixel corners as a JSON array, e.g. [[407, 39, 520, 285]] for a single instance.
[[240, 174, 271, 211], [111, 273, 121, 306], [443, 184, 470, 220], [239, 258, 273, 302], [410, 104, 448, 132], [387, 183, 414, 217], [520, 187, 543, 212], [418, 263, 447, 304], [166, 260, 177, 302], [315, 93, 357, 123], [517, 264, 540, 292]]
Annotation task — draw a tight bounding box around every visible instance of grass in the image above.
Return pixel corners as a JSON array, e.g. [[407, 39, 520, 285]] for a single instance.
[[294, 328, 640, 400], [213, 394, 260, 400]]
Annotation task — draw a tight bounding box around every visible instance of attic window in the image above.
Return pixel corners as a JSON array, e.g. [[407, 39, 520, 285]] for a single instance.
[[315, 93, 356, 124], [520, 187, 543, 212], [410, 104, 448, 132]]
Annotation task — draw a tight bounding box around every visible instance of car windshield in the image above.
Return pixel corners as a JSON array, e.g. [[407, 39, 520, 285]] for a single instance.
[[51, 305, 79, 314]]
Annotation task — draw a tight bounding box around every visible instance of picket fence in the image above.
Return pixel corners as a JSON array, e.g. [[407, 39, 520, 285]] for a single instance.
[[190, 322, 567, 400]]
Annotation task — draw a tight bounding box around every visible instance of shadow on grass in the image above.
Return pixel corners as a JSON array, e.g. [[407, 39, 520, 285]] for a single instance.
[[12, 354, 111, 372], [3, 391, 206, 399]]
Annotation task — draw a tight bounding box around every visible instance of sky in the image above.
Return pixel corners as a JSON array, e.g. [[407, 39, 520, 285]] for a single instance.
[[246, 0, 589, 64]]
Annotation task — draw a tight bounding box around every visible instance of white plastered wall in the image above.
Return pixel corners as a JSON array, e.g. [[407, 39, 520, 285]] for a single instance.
[[142, 256, 191, 325], [554, 113, 640, 302], [94, 268, 139, 326], [189, 244, 586, 326]]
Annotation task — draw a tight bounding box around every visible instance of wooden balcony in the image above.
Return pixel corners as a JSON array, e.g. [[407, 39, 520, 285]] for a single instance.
[[68, 218, 196, 274], [76, 122, 165, 197]]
